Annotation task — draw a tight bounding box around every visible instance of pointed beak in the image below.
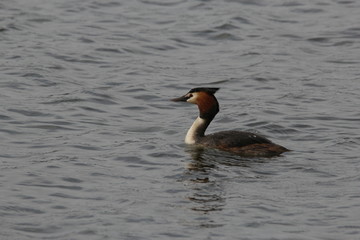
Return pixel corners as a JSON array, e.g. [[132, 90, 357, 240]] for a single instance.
[[171, 95, 188, 102]]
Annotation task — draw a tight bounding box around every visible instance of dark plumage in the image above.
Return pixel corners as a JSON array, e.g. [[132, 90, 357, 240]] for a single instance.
[[198, 130, 271, 148], [199, 131, 288, 157]]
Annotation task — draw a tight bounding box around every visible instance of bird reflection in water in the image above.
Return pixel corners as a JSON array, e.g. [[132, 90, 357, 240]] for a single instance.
[[185, 144, 257, 170], [182, 145, 269, 213], [179, 145, 273, 228], [182, 145, 227, 216]]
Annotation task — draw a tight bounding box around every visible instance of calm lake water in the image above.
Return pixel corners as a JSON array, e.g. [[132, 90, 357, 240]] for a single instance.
[[1, 0, 360, 239]]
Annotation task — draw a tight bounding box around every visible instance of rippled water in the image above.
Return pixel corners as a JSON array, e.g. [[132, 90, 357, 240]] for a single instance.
[[1, 0, 360, 239]]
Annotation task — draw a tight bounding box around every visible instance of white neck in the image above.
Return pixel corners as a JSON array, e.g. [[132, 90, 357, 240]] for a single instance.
[[185, 117, 210, 144]]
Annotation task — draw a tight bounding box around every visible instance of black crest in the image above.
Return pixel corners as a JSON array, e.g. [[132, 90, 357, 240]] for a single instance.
[[189, 87, 220, 95]]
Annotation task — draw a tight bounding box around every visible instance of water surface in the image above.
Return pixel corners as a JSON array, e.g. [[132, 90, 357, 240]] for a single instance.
[[1, 0, 360, 239]]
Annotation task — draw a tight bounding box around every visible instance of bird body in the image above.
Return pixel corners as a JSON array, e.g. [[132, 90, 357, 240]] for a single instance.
[[172, 88, 289, 157]]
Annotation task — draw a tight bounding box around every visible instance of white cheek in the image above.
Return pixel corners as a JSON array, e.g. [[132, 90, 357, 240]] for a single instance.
[[187, 98, 196, 104]]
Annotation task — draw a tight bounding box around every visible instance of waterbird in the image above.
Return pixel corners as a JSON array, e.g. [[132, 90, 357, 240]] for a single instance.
[[172, 87, 289, 157]]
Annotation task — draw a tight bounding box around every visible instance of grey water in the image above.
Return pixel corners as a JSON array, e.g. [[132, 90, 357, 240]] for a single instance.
[[1, 0, 360, 239]]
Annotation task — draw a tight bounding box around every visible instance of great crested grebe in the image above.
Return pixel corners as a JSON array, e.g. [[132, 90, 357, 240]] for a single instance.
[[172, 87, 289, 157]]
